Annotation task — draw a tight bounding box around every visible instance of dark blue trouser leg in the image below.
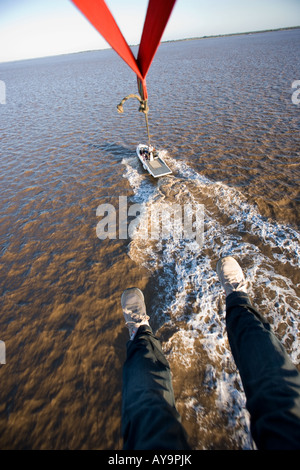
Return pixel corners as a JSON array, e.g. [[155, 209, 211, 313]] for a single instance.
[[122, 325, 190, 450], [226, 291, 300, 450]]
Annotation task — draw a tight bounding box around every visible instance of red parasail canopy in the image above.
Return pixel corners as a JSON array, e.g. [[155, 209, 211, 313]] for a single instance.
[[71, 0, 177, 100]]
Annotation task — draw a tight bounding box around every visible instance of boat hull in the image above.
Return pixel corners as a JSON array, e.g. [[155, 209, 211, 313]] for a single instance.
[[136, 144, 172, 178]]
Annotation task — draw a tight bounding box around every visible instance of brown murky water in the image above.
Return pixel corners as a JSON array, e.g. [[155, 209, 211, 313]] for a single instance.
[[0, 29, 299, 449]]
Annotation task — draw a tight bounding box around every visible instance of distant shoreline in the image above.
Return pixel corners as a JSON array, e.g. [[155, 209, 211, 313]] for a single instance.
[[1, 26, 299, 65], [159, 25, 300, 45]]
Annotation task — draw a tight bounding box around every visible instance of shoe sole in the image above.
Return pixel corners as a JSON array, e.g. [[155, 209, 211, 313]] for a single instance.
[[216, 256, 237, 278], [121, 287, 144, 308]]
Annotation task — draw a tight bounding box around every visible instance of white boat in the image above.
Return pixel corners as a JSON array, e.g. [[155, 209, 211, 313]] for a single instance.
[[136, 144, 172, 178]]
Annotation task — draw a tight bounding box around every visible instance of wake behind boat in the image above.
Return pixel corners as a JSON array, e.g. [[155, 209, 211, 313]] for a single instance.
[[136, 144, 172, 178]]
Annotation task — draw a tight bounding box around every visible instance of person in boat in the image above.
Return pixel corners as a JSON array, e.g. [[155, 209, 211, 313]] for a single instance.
[[148, 146, 154, 161], [141, 147, 149, 160], [121, 256, 300, 450]]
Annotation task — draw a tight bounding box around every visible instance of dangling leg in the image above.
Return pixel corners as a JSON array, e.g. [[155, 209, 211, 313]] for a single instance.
[[121, 288, 190, 450]]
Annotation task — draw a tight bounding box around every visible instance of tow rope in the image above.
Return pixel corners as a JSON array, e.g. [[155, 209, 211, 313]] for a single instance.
[[117, 94, 151, 147], [72, 0, 177, 146]]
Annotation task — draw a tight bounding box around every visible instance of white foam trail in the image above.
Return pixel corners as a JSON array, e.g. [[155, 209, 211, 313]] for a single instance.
[[121, 152, 300, 449], [171, 158, 300, 268]]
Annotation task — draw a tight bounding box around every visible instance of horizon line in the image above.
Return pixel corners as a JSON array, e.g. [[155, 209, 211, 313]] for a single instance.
[[1, 25, 299, 66]]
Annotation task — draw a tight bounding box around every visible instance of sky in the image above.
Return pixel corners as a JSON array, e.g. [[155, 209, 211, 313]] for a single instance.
[[0, 0, 299, 63]]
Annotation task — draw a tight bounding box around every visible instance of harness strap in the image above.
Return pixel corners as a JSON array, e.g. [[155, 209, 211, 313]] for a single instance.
[[117, 94, 151, 147]]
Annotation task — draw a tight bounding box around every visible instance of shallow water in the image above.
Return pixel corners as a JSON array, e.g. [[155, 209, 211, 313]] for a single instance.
[[0, 29, 299, 449]]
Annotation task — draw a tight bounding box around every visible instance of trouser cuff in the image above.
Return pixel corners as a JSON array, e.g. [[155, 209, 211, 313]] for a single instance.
[[226, 291, 252, 313], [226, 291, 268, 325]]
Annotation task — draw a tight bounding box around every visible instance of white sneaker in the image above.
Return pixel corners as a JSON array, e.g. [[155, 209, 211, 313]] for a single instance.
[[121, 288, 150, 340], [216, 256, 248, 297]]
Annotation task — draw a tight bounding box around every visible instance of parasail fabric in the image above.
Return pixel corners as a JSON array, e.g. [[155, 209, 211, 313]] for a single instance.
[[137, 0, 177, 79], [71, 0, 142, 79], [71, 0, 177, 99]]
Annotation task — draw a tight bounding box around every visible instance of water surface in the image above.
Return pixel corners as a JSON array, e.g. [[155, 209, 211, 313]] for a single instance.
[[0, 29, 299, 449]]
